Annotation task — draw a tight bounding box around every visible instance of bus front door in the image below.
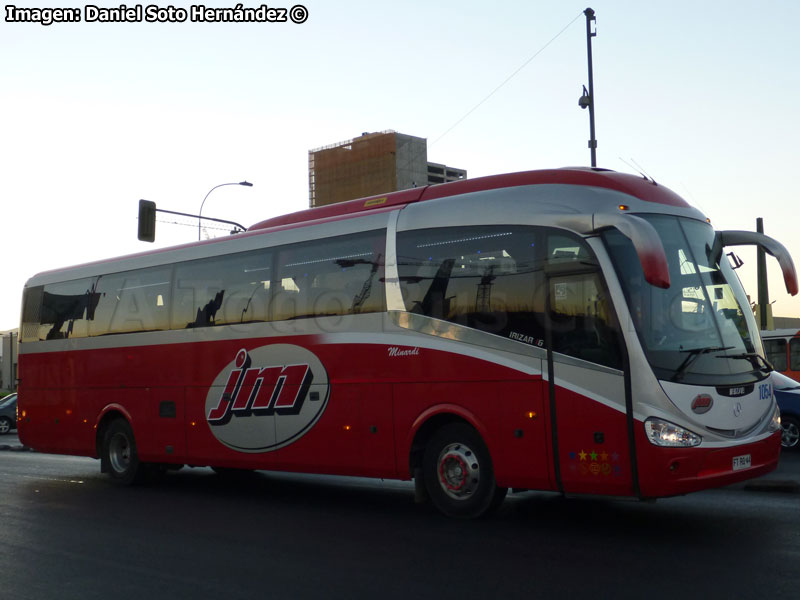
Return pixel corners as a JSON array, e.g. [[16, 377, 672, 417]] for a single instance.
[[546, 268, 635, 497]]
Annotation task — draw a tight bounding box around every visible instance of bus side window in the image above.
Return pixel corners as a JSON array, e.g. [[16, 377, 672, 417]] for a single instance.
[[38, 278, 97, 340], [274, 230, 386, 322], [171, 250, 272, 329], [91, 267, 171, 335], [397, 226, 547, 345], [547, 233, 622, 370], [790, 338, 800, 371], [20, 285, 45, 343], [764, 339, 788, 372]]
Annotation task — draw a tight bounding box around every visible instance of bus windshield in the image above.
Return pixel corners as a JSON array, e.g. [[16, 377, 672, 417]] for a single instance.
[[603, 214, 765, 385]]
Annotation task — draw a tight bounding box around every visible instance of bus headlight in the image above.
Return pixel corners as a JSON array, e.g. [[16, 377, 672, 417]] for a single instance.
[[769, 405, 781, 433], [644, 418, 702, 447]]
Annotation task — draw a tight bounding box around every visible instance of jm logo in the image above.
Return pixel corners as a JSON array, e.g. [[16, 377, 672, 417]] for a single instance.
[[207, 348, 313, 426]]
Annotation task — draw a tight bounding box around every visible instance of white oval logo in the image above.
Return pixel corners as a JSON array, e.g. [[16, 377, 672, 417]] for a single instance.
[[205, 344, 329, 453]]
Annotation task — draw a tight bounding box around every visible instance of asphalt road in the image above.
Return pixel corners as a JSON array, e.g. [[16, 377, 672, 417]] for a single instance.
[[1, 434, 799, 600]]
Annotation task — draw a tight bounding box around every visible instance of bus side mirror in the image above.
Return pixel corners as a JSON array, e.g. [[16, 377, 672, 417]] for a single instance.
[[715, 230, 798, 296], [138, 199, 156, 242]]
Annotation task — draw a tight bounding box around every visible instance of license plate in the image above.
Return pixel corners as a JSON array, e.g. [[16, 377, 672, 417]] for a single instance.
[[732, 454, 751, 471]]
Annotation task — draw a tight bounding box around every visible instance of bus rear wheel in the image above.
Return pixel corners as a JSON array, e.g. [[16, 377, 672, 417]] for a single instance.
[[102, 419, 144, 485], [422, 423, 507, 518]]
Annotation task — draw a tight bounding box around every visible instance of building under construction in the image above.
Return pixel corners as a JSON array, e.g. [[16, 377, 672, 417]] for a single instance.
[[308, 131, 466, 208]]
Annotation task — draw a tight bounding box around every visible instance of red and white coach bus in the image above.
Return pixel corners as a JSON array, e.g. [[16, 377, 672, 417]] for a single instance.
[[17, 168, 798, 517]]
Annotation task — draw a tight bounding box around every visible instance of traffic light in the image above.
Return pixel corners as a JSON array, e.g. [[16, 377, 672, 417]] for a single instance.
[[138, 199, 156, 242]]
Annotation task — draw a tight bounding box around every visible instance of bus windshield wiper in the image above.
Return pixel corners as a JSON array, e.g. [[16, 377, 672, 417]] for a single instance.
[[720, 352, 773, 374], [672, 346, 734, 382]]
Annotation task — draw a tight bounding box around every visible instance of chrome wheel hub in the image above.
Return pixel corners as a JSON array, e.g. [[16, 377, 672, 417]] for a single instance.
[[437, 442, 480, 500]]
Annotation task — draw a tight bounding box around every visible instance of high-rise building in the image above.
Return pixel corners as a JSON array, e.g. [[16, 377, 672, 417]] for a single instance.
[[308, 131, 466, 208]]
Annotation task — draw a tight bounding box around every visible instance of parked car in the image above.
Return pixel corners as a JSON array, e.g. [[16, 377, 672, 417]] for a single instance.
[[0, 393, 17, 434], [774, 373, 800, 451]]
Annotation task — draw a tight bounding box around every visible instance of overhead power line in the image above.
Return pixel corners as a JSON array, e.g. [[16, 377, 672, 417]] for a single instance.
[[431, 10, 585, 147]]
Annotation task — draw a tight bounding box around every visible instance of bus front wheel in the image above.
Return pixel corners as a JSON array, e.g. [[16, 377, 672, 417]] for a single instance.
[[422, 423, 507, 518], [102, 419, 144, 485]]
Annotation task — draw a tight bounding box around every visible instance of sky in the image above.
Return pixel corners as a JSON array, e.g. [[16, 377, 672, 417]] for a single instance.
[[1, 0, 799, 332]]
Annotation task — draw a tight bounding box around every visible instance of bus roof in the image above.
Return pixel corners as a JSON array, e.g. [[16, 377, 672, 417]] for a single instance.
[[248, 167, 692, 232], [761, 328, 800, 339], [26, 167, 695, 286]]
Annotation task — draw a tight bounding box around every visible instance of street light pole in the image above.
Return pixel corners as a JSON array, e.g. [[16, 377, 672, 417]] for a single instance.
[[579, 7, 598, 167], [198, 181, 253, 240]]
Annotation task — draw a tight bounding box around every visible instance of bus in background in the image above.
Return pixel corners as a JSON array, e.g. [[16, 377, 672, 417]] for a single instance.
[[762, 329, 800, 383], [17, 168, 798, 518]]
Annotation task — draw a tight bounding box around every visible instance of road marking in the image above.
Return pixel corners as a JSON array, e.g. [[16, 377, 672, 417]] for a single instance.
[[21, 475, 85, 484]]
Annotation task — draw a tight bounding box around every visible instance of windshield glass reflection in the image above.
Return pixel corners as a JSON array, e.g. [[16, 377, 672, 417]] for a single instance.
[[604, 215, 766, 385]]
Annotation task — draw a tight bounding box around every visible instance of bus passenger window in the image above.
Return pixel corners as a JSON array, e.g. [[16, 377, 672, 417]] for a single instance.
[[274, 230, 385, 322], [764, 339, 788, 372], [20, 285, 44, 343], [790, 339, 800, 371], [91, 267, 171, 335], [397, 226, 547, 345], [172, 250, 272, 329], [38, 278, 97, 340]]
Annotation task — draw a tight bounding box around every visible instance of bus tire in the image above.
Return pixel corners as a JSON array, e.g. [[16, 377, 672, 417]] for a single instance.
[[102, 419, 144, 485], [422, 423, 507, 518], [781, 415, 800, 451]]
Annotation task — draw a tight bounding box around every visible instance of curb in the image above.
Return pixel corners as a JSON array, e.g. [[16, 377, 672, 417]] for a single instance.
[[0, 444, 33, 452]]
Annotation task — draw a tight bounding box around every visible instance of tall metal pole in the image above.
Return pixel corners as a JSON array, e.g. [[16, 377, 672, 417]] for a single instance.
[[584, 7, 597, 167], [10, 331, 15, 391], [756, 217, 770, 329]]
